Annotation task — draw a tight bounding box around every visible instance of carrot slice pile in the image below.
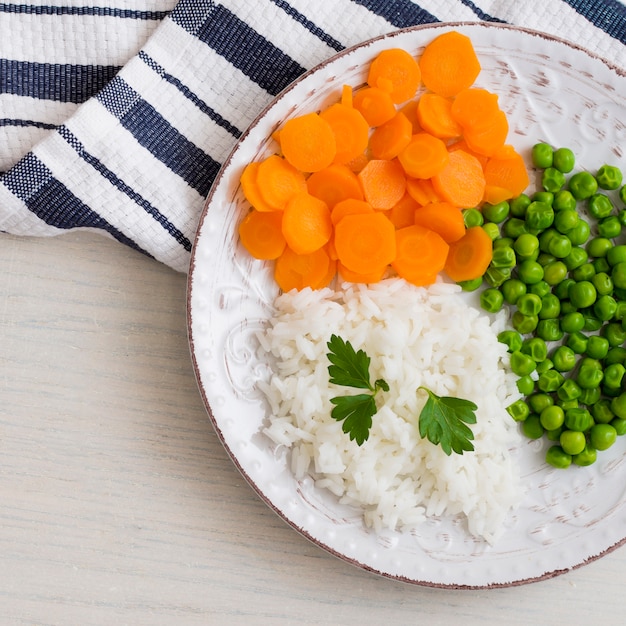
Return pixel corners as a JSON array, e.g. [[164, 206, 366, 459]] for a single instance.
[[238, 29, 526, 290]]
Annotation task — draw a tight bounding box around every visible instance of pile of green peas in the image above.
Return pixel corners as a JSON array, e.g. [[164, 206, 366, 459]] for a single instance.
[[461, 142, 626, 469]]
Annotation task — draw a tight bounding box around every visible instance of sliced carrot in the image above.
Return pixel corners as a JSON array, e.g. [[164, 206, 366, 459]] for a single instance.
[[431, 149, 486, 208], [419, 31, 481, 98], [256, 155, 307, 210], [279, 112, 336, 172], [353, 87, 397, 127], [388, 193, 420, 229], [316, 256, 338, 289], [238, 210, 286, 260], [392, 224, 449, 286], [320, 103, 369, 164], [398, 133, 449, 179], [463, 108, 509, 156], [444, 225, 493, 282], [483, 144, 530, 200], [450, 88, 500, 130], [413, 202, 466, 243], [447, 138, 489, 168], [331, 198, 374, 225], [240, 162, 277, 213], [367, 48, 421, 104], [307, 164, 364, 209], [334, 212, 396, 274], [282, 192, 332, 255], [341, 84, 353, 108], [346, 153, 369, 173], [405, 177, 442, 206], [369, 112, 413, 160], [399, 99, 421, 134], [274, 246, 332, 292], [357, 159, 406, 210], [337, 260, 387, 284], [416, 93, 462, 139]]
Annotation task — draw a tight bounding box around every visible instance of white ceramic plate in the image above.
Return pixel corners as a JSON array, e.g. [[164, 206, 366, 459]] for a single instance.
[[187, 23, 626, 588]]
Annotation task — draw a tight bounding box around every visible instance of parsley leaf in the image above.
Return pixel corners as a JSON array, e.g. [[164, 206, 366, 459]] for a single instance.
[[327, 334, 388, 445], [417, 387, 477, 455]]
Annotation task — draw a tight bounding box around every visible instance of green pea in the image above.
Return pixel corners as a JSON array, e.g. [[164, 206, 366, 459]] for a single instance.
[[607, 245, 626, 266], [587, 192, 613, 219], [509, 193, 531, 218], [591, 272, 613, 296], [516, 375, 535, 396], [573, 445, 597, 466], [522, 414, 545, 439], [513, 233, 539, 259], [589, 423, 617, 451], [598, 215, 622, 239], [615, 301, 626, 320], [540, 405, 565, 431], [463, 208, 484, 228], [517, 259, 544, 285], [621, 184, 626, 205], [484, 266, 511, 288], [493, 236, 515, 249], [563, 247, 588, 271], [569, 172, 598, 200], [543, 261, 568, 285], [560, 311, 585, 333], [483, 201, 510, 224], [507, 399, 530, 422], [529, 393, 554, 414], [521, 337, 547, 362], [587, 237, 613, 258], [557, 398, 579, 412], [498, 330, 523, 353], [586, 335, 609, 360], [509, 351, 536, 377], [458, 277, 483, 292], [571, 262, 596, 282], [491, 246, 516, 269], [547, 235, 572, 259], [501, 278, 527, 305], [553, 208, 579, 234], [532, 142, 553, 169], [539, 293, 560, 319], [581, 311, 603, 332], [611, 262, 626, 289], [552, 345, 577, 372], [596, 164, 623, 190], [502, 217, 528, 239], [593, 257, 611, 274], [604, 363, 626, 389], [482, 222, 500, 241], [605, 346, 626, 365], [554, 278, 575, 300], [533, 191, 554, 205], [619, 210, 626, 227], [592, 399, 615, 424], [576, 363, 603, 389], [569, 280, 597, 308], [546, 445, 572, 469], [512, 311, 539, 334], [536, 319, 564, 342], [538, 228, 558, 253], [567, 331, 588, 354], [542, 167, 566, 192], [525, 201, 554, 230], [516, 293, 542, 316], [537, 369, 564, 393], [602, 384, 621, 398], [611, 417, 626, 436], [560, 430, 586, 455], [528, 280, 551, 297], [557, 378, 582, 402], [579, 386, 601, 406], [593, 294, 617, 321], [564, 407, 594, 431], [603, 321, 626, 346], [553, 189, 577, 211], [552, 147, 575, 173], [568, 219, 591, 246], [536, 358, 554, 374], [611, 392, 626, 419], [480, 288, 504, 313]]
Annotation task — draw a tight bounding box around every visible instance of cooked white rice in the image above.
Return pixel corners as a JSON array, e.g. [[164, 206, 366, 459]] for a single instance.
[[257, 277, 524, 544]]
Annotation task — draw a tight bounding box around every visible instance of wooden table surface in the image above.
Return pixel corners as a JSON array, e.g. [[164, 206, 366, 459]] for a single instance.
[[1, 231, 624, 625]]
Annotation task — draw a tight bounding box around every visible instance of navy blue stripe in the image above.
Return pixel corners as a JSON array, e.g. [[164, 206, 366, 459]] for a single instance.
[[173, 3, 307, 96], [0, 3, 169, 20], [352, 0, 438, 28], [97, 77, 220, 197], [269, 0, 345, 53], [459, 0, 506, 23], [562, 0, 626, 44], [2, 153, 150, 255], [138, 51, 242, 140], [58, 126, 192, 251], [0, 118, 57, 130], [0, 60, 121, 103]]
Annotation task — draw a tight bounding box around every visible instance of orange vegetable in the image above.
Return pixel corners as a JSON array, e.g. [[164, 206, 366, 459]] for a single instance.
[[388, 193, 420, 229], [307, 164, 364, 209], [282, 192, 332, 255], [463, 108, 509, 157], [416, 93, 462, 139], [320, 103, 369, 164], [334, 212, 396, 274], [399, 99, 421, 134], [483, 144, 530, 201], [392, 225, 449, 286], [450, 88, 501, 131], [331, 198, 374, 225], [369, 112, 413, 160], [338, 260, 387, 284], [255, 155, 307, 210], [405, 177, 442, 206], [447, 138, 489, 168], [341, 84, 353, 108], [240, 162, 277, 213], [398, 132, 449, 179], [238, 210, 286, 260], [444, 226, 493, 282], [419, 31, 481, 98], [357, 158, 406, 210], [353, 86, 397, 127], [279, 112, 336, 172], [367, 48, 421, 104], [274, 246, 333, 291], [413, 202, 466, 243], [431, 149, 486, 208]]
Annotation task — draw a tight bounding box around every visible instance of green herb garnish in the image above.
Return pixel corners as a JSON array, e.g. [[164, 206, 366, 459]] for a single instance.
[[327, 334, 389, 445], [417, 387, 477, 455]]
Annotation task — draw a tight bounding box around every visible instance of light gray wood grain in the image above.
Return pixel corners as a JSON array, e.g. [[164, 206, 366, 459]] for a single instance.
[[1, 232, 624, 626]]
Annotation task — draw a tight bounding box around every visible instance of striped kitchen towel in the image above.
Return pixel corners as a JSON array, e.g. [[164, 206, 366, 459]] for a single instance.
[[1, 0, 625, 272]]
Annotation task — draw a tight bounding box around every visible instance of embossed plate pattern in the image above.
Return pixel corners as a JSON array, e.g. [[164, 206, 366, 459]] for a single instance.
[[187, 23, 626, 587]]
